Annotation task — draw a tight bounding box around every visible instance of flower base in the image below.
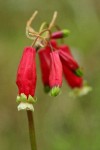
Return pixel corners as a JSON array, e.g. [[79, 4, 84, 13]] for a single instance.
[[18, 102, 34, 111]]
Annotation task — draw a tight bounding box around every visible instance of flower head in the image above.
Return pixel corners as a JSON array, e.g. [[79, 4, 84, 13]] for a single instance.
[[16, 12, 92, 111]]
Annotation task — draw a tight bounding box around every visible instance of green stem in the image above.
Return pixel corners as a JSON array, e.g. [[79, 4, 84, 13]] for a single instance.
[[27, 111, 37, 150]]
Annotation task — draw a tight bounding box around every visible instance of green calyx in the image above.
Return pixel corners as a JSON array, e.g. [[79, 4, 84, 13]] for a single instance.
[[16, 93, 37, 104], [50, 87, 61, 97], [62, 29, 70, 37], [75, 68, 83, 77], [44, 85, 50, 93]]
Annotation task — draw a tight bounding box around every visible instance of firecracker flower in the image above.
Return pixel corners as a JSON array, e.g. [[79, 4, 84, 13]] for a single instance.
[[38, 40, 58, 93], [16, 46, 37, 111], [16, 11, 92, 111], [49, 51, 63, 96]]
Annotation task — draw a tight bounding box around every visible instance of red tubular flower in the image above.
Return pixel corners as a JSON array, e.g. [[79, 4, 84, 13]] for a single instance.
[[16, 46, 37, 109], [38, 39, 58, 93], [49, 51, 63, 96], [59, 45, 83, 76], [63, 64, 83, 88], [38, 47, 51, 93]]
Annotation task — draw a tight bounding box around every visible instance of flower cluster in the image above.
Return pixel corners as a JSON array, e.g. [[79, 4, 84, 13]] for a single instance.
[[16, 11, 92, 111], [38, 39, 91, 97]]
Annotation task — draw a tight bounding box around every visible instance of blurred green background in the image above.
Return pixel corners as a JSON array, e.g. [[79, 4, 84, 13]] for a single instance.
[[0, 0, 100, 150]]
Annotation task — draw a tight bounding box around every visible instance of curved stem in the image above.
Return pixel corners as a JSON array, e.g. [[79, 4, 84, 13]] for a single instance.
[[27, 111, 37, 150], [48, 11, 58, 30]]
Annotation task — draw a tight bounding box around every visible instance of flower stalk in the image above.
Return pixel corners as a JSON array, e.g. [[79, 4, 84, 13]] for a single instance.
[[27, 111, 37, 150]]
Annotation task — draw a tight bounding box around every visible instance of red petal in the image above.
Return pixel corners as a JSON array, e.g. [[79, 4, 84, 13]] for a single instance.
[[59, 47, 79, 71], [59, 45, 73, 56], [38, 47, 50, 86]]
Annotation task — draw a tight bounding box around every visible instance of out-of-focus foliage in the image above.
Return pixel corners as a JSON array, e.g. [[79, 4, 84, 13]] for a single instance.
[[0, 0, 100, 150]]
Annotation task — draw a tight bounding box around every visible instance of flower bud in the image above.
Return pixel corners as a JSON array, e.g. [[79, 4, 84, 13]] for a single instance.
[[49, 51, 63, 96], [51, 29, 70, 39], [16, 46, 37, 111]]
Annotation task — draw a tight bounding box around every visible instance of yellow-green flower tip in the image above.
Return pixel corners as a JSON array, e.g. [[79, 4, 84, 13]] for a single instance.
[[75, 68, 83, 77], [62, 29, 70, 37], [50, 87, 61, 97]]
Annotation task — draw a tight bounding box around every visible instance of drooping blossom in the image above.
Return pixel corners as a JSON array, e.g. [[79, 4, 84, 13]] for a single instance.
[[16, 46, 37, 110], [38, 40, 58, 93], [49, 51, 63, 96]]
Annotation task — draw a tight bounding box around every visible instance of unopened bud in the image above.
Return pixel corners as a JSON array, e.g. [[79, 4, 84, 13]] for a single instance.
[[51, 29, 70, 39]]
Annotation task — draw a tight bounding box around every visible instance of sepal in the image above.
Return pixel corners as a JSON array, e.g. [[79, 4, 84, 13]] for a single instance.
[[28, 95, 37, 103], [16, 93, 37, 111], [16, 93, 37, 104]]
